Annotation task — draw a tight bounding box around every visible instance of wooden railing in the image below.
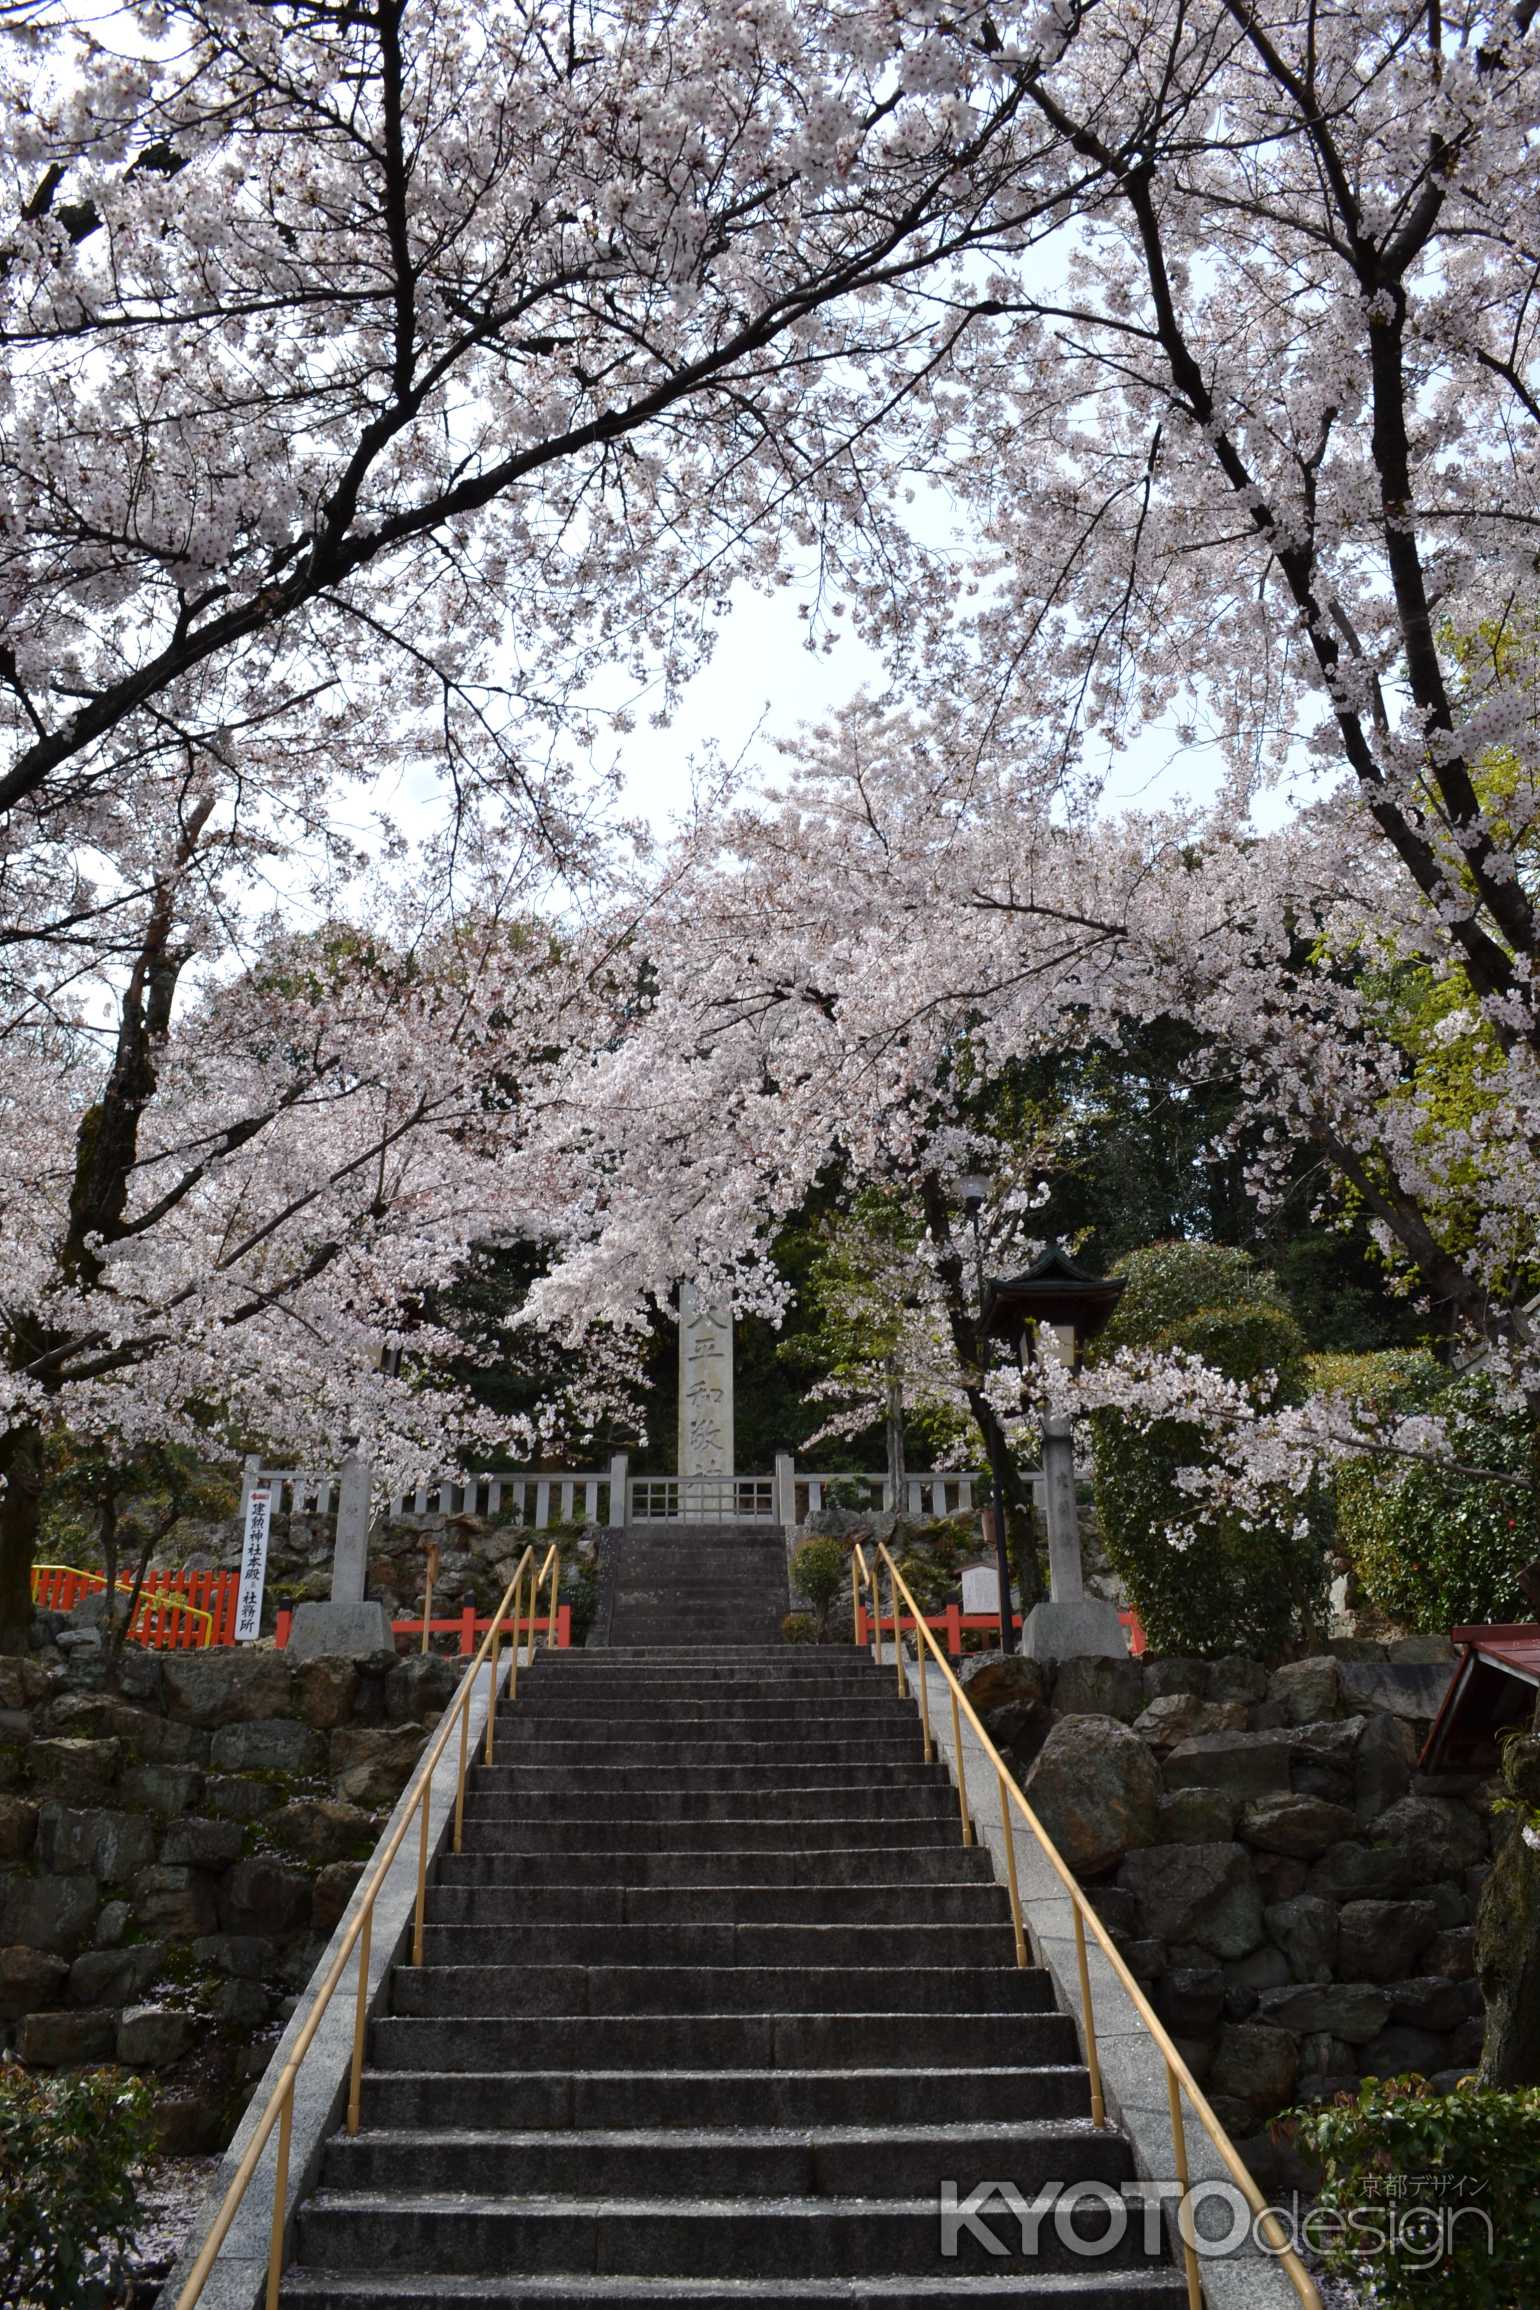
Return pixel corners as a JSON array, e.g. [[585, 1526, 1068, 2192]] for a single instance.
[[172, 1540, 561, 2310], [851, 1541, 1321, 2310], [856, 1600, 1146, 1658], [272, 1603, 572, 1654]]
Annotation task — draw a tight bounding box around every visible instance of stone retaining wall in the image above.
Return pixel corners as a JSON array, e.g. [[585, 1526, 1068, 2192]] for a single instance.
[[0, 1645, 455, 2146], [960, 1640, 1491, 2148]]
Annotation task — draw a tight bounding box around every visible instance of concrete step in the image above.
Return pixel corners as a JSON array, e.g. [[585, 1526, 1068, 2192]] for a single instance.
[[282, 2275, 1189, 2309], [461, 1778, 950, 1816], [320, 2117, 1129, 2199], [414, 1921, 1019, 1968], [506, 1701, 915, 1725], [459, 1817, 969, 1852], [366, 2011, 1082, 2072], [482, 1737, 923, 1767], [424, 1881, 1009, 1926], [292, 2190, 1167, 2278], [465, 1761, 939, 1794], [434, 1846, 998, 1889], [390, 1962, 1051, 2018], [353, 2063, 1099, 2132]]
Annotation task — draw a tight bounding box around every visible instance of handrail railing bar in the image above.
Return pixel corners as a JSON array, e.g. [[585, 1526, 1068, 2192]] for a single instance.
[[172, 1539, 541, 2310], [1167, 2057, 1203, 2310], [866, 1540, 1321, 2310]]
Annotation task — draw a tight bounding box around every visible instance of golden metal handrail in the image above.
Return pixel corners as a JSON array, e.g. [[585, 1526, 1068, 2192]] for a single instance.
[[850, 1542, 1322, 2310], [175, 1538, 561, 2310]]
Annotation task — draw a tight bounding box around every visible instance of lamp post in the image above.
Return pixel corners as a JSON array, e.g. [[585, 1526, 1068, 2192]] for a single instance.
[[980, 1243, 1128, 1663], [960, 1173, 1017, 1656]]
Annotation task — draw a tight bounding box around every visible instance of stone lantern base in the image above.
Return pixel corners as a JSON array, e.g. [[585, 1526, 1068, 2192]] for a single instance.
[[1020, 1595, 1128, 1663]]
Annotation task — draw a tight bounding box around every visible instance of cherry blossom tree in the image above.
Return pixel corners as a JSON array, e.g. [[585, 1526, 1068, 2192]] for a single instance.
[[0, 814, 637, 1651], [0, 0, 1061, 1027]]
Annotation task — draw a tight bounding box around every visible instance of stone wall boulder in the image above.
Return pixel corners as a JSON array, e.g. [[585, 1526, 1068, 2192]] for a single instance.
[[162, 1649, 295, 1726], [1022, 1715, 1160, 1875], [208, 1716, 326, 1775], [1239, 1792, 1357, 1860], [1337, 1897, 1439, 1982], [329, 1723, 433, 1807], [1119, 1842, 1265, 1959]]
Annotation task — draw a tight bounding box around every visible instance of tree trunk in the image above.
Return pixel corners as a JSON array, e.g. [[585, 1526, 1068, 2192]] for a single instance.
[[884, 1365, 905, 1511], [1476, 1717, 1540, 2089], [0, 1423, 44, 1654]]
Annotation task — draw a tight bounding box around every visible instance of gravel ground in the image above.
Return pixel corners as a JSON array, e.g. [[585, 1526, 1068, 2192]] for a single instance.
[[125, 2155, 220, 2306]]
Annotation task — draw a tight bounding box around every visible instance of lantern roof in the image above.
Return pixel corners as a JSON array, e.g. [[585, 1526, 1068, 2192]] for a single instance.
[[979, 1242, 1125, 1347]]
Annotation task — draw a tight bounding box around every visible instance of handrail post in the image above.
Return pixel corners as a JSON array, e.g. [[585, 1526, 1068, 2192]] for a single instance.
[[916, 1640, 933, 1763], [890, 1563, 904, 1693], [998, 1765, 1027, 1967], [346, 1906, 372, 2134], [264, 2086, 293, 2310], [412, 1782, 431, 1965], [453, 1682, 471, 1854], [949, 1680, 973, 1845], [484, 1611, 501, 1766], [1073, 1902, 1107, 2127], [1167, 2059, 1203, 2310]]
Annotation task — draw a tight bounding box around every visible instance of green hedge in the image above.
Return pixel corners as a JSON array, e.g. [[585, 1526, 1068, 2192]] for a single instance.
[[1336, 1373, 1536, 1631], [1089, 1242, 1328, 1659], [1288, 2074, 1540, 2307]]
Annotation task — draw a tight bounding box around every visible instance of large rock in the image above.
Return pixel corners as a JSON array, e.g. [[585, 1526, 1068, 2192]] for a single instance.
[[27, 1736, 121, 1795], [1158, 1787, 1243, 1844], [219, 1856, 312, 1935], [0, 1656, 50, 1709], [1208, 2020, 1299, 2106], [0, 1792, 38, 1858], [269, 1797, 378, 1863], [1268, 1658, 1342, 1725], [208, 1716, 325, 1775], [1259, 1982, 1390, 2043], [1163, 1730, 1291, 1796], [1021, 1715, 1160, 1875], [1353, 1712, 1415, 1823], [1049, 1656, 1146, 1723], [1264, 1893, 1339, 1982], [1240, 1792, 1357, 1860], [1309, 1839, 1423, 1901], [0, 1871, 98, 1957], [1369, 1794, 1489, 1879], [329, 1723, 430, 1807], [1159, 1966, 1226, 2033], [1388, 1976, 1474, 2033], [68, 1943, 166, 2005], [1119, 1842, 1265, 1959], [1141, 1657, 1212, 1702], [296, 1657, 360, 1730], [1209, 1656, 1270, 1706], [130, 1864, 219, 1938], [1360, 2023, 1450, 2078], [1337, 1658, 1451, 1723], [1133, 1693, 1246, 1749], [118, 1761, 205, 1816], [1428, 1925, 1475, 1980], [385, 1655, 460, 1725], [117, 2005, 196, 2066], [1337, 1898, 1439, 1983], [16, 2008, 116, 2065], [162, 1648, 295, 1726], [959, 1654, 1048, 1716], [0, 1943, 70, 2018], [35, 1802, 157, 1884], [160, 1816, 245, 1868]]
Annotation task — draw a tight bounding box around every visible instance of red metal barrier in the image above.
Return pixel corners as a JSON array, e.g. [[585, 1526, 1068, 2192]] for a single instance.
[[273, 1605, 572, 1653], [30, 1564, 236, 1649], [856, 1605, 1146, 1657]]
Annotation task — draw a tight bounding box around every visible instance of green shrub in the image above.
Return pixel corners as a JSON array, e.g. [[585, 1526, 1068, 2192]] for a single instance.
[[1286, 2074, 1540, 2307], [1336, 1374, 1537, 1631], [0, 2062, 152, 2310], [1088, 1242, 1328, 1660], [791, 1537, 848, 1637], [781, 1611, 819, 1644]]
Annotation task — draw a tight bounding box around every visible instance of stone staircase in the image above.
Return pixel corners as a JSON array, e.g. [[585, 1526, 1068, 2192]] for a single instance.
[[277, 1540, 1186, 2307], [599, 1521, 790, 1647]]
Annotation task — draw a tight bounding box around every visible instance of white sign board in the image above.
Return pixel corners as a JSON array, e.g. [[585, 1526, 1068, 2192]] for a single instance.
[[234, 1488, 271, 1643], [961, 1561, 1000, 1614]]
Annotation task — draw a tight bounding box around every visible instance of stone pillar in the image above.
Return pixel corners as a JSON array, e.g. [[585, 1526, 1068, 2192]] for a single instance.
[[289, 1451, 394, 1659], [774, 1450, 796, 1538], [607, 1452, 629, 1531], [678, 1284, 733, 1518], [1020, 1326, 1125, 1663]]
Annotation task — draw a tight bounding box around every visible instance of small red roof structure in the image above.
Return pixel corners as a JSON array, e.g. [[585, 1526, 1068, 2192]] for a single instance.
[[1421, 1624, 1540, 1771]]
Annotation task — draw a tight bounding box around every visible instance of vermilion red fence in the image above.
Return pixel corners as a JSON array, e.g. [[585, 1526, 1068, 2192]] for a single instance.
[[273, 1605, 572, 1654], [30, 1564, 238, 1648], [856, 1604, 1146, 1657]]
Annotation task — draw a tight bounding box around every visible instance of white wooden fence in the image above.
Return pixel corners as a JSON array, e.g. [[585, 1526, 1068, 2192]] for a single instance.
[[242, 1452, 1010, 1535]]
